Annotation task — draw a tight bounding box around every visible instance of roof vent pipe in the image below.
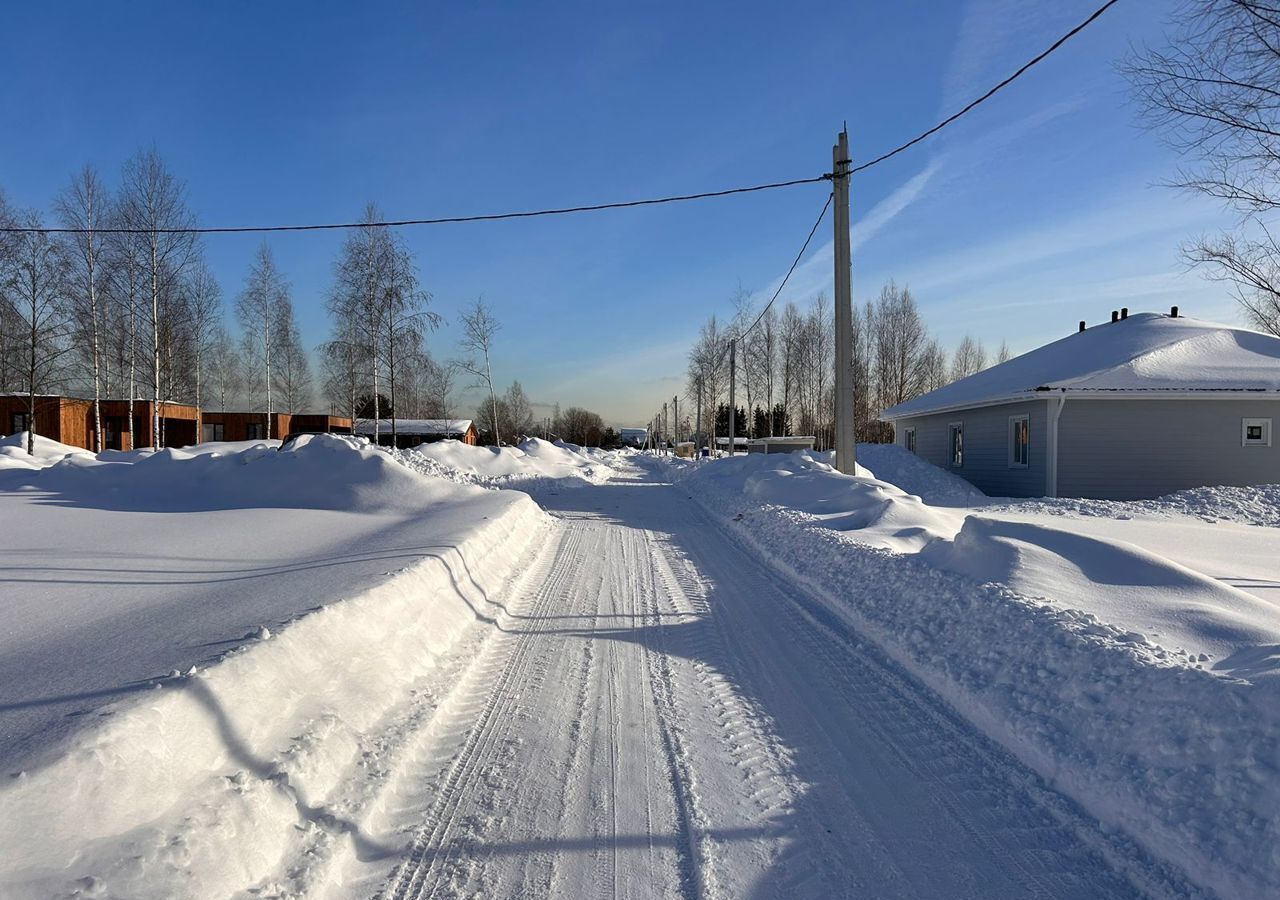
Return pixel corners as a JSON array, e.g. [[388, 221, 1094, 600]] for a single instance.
[[1079, 320, 1086, 332], [1121, 307, 1129, 319], [1111, 310, 1119, 322], [1171, 305, 1179, 318]]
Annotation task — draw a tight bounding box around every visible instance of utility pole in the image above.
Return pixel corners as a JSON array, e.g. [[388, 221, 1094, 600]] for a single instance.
[[695, 375, 703, 451], [673, 394, 679, 445], [728, 338, 737, 457], [832, 128, 856, 474]]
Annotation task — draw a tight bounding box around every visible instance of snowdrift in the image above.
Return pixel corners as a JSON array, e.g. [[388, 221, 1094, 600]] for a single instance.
[[0, 435, 549, 899], [395, 436, 619, 488], [665, 448, 1280, 898], [0, 431, 95, 470]]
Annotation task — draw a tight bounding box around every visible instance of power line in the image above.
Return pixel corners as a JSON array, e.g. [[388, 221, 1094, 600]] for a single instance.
[[850, 0, 1121, 174], [0, 0, 1120, 237], [0, 175, 830, 235], [705, 190, 833, 376], [740, 192, 833, 340]]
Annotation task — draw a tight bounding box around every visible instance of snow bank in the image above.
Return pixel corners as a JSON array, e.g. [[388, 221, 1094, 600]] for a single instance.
[[395, 437, 619, 489], [0, 431, 94, 470], [663, 449, 1280, 898], [989, 482, 1280, 529], [0, 435, 549, 899]]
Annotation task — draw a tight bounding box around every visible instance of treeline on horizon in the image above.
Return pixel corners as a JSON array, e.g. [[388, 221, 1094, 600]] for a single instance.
[[0, 151, 616, 453], [684, 284, 1009, 449]]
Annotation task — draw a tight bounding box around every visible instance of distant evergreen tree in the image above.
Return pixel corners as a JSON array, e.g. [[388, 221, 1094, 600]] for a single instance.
[[356, 393, 392, 419], [714, 404, 747, 437], [752, 406, 769, 439], [770, 403, 791, 437]]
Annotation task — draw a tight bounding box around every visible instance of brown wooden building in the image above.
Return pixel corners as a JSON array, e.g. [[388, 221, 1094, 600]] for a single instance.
[[1, 395, 200, 451], [201, 412, 353, 442], [2, 395, 351, 451]]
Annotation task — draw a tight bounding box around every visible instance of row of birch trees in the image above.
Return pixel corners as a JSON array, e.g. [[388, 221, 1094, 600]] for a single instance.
[[0, 152, 314, 452], [684, 282, 1009, 448], [0, 155, 551, 454]]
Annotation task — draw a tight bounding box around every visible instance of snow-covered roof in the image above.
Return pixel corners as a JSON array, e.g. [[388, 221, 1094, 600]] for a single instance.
[[882, 313, 1280, 419], [353, 418, 473, 435]]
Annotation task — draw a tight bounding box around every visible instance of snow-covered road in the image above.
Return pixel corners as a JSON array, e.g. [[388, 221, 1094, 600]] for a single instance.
[[338, 461, 1191, 899]]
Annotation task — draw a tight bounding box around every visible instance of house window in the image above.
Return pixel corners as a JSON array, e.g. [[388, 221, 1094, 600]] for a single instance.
[[1009, 415, 1029, 467], [245, 423, 264, 440], [103, 416, 123, 450], [949, 422, 963, 467], [903, 426, 916, 454], [1242, 417, 1272, 447], [202, 422, 225, 442], [10, 412, 29, 436]]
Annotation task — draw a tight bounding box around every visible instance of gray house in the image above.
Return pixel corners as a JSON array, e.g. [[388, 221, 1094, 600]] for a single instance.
[[880, 310, 1280, 500]]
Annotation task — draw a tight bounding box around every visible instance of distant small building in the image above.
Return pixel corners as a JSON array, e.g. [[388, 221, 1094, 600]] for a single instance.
[[714, 436, 749, 455], [618, 427, 648, 448], [353, 418, 478, 449], [880, 310, 1280, 499], [747, 436, 816, 455]]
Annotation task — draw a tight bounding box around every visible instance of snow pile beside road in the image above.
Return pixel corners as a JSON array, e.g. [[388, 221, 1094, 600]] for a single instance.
[[396, 437, 617, 488], [688, 450, 961, 553], [666, 450, 1280, 898], [0, 435, 548, 899]]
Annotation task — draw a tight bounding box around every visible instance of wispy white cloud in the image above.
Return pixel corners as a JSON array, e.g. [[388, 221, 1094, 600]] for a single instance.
[[748, 158, 945, 309]]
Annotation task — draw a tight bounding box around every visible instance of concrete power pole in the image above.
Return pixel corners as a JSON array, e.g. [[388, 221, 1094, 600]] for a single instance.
[[832, 128, 856, 474], [673, 395, 679, 445], [695, 376, 703, 450], [727, 339, 737, 457]]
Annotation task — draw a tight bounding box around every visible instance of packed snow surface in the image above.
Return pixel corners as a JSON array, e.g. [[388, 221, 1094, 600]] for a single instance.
[[667, 446, 1280, 897], [0, 434, 546, 898], [3, 432, 1275, 898], [883, 312, 1280, 417]]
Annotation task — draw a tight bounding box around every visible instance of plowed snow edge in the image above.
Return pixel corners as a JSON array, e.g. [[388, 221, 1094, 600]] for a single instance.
[[670, 460, 1279, 900], [0, 490, 548, 900]]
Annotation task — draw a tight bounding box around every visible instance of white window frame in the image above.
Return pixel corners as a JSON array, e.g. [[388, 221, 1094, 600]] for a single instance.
[[1008, 414, 1029, 468], [1242, 417, 1272, 447], [948, 422, 963, 468], [903, 426, 916, 454]]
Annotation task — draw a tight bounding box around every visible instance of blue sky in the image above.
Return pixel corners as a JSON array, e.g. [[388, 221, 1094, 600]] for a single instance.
[[0, 1, 1236, 425]]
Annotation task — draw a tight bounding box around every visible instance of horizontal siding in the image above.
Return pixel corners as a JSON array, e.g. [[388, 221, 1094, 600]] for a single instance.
[[1057, 398, 1280, 499], [893, 399, 1047, 497]]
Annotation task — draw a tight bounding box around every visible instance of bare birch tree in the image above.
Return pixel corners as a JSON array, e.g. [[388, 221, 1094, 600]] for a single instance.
[[118, 150, 197, 446], [1, 211, 73, 454], [456, 297, 502, 446], [236, 243, 289, 438], [950, 334, 988, 381], [55, 167, 113, 451], [274, 317, 313, 414], [1125, 0, 1280, 334], [184, 263, 222, 430]]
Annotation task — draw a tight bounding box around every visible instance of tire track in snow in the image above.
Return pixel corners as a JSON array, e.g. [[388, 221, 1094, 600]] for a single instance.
[[237, 518, 559, 899], [380, 521, 586, 899], [636, 531, 710, 900], [676, 490, 1192, 899]]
